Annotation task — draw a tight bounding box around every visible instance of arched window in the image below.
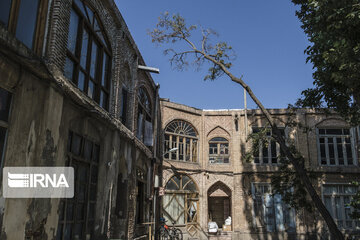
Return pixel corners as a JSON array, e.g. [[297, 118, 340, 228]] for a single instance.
[[209, 137, 229, 164], [164, 120, 198, 162], [136, 87, 152, 145], [64, 0, 111, 110], [163, 174, 198, 225]]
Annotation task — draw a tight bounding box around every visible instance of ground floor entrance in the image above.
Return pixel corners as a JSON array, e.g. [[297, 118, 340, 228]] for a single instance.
[[208, 197, 230, 228]]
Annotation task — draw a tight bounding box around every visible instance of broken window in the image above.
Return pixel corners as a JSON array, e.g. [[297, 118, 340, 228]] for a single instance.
[[57, 131, 99, 240], [0, 87, 12, 168], [164, 120, 198, 162], [136, 87, 152, 146], [317, 128, 357, 166], [251, 183, 295, 232], [252, 127, 285, 165], [65, 0, 112, 110], [163, 174, 198, 225], [209, 137, 229, 164]]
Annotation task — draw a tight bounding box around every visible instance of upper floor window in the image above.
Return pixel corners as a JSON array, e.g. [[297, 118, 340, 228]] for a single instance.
[[209, 137, 229, 164], [64, 0, 111, 110], [252, 127, 285, 165], [317, 128, 357, 166], [0, 0, 46, 52], [252, 183, 296, 232], [136, 87, 152, 146], [323, 184, 360, 229], [164, 120, 198, 162]]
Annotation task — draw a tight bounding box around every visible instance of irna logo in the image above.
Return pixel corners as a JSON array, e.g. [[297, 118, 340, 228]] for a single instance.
[[8, 172, 70, 188], [3, 167, 74, 198]]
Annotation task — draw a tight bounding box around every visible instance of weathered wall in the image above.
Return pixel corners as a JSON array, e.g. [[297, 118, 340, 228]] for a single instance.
[[0, 0, 161, 239], [160, 100, 360, 240]]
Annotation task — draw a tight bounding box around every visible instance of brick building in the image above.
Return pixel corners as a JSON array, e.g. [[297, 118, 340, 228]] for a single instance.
[[160, 99, 360, 239], [0, 0, 162, 239]]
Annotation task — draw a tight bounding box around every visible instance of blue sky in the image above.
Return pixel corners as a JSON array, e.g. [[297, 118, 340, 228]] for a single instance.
[[116, 0, 314, 110]]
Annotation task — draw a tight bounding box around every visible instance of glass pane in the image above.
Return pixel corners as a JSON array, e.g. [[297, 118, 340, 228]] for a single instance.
[[92, 144, 100, 162], [16, 0, 39, 48], [324, 197, 333, 217], [335, 197, 342, 220], [80, 29, 89, 68], [89, 203, 96, 219], [328, 138, 335, 165], [210, 137, 227, 142], [327, 129, 342, 135], [64, 223, 72, 239], [89, 41, 98, 78], [184, 180, 197, 192], [77, 165, 88, 183], [337, 138, 344, 165], [83, 139, 93, 160], [56, 224, 63, 240], [66, 202, 74, 220], [320, 143, 326, 164], [73, 223, 83, 239], [58, 200, 65, 221], [0, 88, 12, 122], [87, 80, 94, 99], [85, 5, 94, 24], [67, 8, 79, 53], [77, 183, 86, 201], [90, 184, 97, 200], [0, 0, 12, 27], [100, 90, 108, 109], [64, 58, 74, 81], [71, 134, 82, 155], [77, 71, 85, 91], [345, 142, 353, 165], [91, 166, 98, 183], [94, 17, 106, 44], [74, 0, 86, 17], [263, 142, 269, 164], [101, 53, 110, 87], [76, 203, 85, 220]]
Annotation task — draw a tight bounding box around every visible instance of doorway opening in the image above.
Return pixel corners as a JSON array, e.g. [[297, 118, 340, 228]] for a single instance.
[[207, 181, 232, 229]]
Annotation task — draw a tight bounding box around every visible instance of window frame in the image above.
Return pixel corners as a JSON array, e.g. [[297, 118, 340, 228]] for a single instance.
[[136, 87, 152, 144], [164, 120, 198, 163], [65, 0, 112, 110], [316, 128, 358, 166], [0, 0, 48, 54], [252, 127, 285, 165], [321, 183, 360, 230], [57, 131, 100, 240], [163, 174, 199, 226], [208, 137, 230, 164], [251, 182, 296, 233]]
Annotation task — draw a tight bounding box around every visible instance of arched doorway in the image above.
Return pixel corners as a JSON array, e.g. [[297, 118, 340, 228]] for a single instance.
[[207, 181, 232, 229]]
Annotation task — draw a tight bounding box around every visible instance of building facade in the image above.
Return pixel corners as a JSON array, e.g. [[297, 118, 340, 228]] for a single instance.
[[0, 0, 162, 239], [160, 100, 360, 240]]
